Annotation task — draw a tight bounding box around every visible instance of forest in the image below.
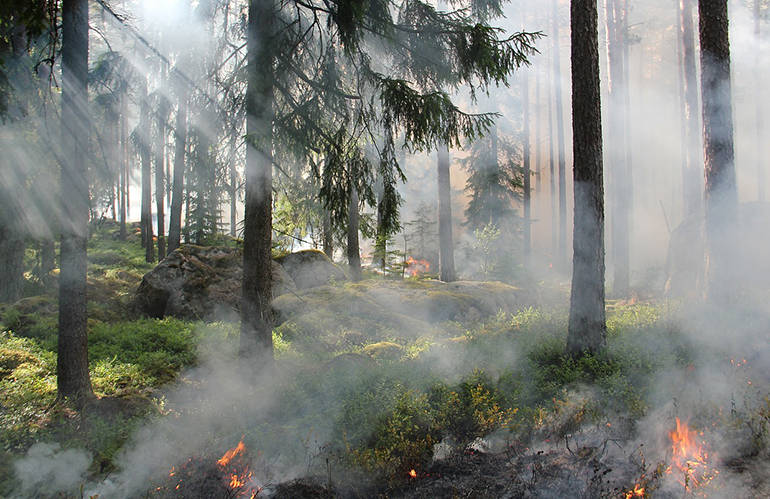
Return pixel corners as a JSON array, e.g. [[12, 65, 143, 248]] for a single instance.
[[0, 0, 769, 497]]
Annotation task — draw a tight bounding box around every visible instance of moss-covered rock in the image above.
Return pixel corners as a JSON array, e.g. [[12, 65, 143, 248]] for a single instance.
[[135, 245, 296, 321], [274, 249, 347, 289]]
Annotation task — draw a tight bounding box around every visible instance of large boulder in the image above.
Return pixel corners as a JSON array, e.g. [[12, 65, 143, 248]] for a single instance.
[[274, 249, 347, 290], [135, 246, 295, 321], [664, 202, 770, 296]]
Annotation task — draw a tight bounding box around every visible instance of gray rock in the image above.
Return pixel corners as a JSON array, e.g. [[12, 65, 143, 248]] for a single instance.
[[274, 249, 347, 290], [135, 245, 296, 320]]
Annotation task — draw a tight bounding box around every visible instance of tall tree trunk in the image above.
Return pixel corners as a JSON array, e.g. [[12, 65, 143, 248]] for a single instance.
[[240, 0, 275, 366], [348, 188, 363, 282], [230, 136, 238, 237], [119, 92, 127, 241], [567, 0, 607, 356], [58, 0, 94, 404], [682, 0, 702, 217], [676, 0, 688, 220], [523, 68, 532, 263], [622, 0, 633, 223], [140, 76, 154, 262], [168, 74, 188, 253], [0, 223, 24, 303], [553, 0, 568, 269], [699, 0, 738, 303], [155, 99, 167, 260], [437, 144, 456, 282], [548, 47, 557, 257], [605, 0, 630, 297], [755, 0, 765, 202], [535, 62, 542, 222]]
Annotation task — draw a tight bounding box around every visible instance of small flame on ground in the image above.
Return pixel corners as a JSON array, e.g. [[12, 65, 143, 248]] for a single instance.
[[405, 257, 430, 277], [667, 418, 719, 492], [218, 439, 246, 467], [624, 483, 645, 498], [408, 469, 417, 478]]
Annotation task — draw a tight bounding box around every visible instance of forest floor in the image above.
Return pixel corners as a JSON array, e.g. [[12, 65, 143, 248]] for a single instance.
[[2, 223, 770, 498]]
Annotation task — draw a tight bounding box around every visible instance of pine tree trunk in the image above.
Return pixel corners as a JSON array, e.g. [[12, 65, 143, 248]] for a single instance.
[[699, 0, 738, 302], [323, 210, 333, 259], [437, 144, 456, 282], [682, 0, 702, 217], [548, 48, 557, 257], [535, 62, 542, 222], [0, 223, 24, 303], [240, 0, 275, 367], [567, 0, 607, 357], [168, 77, 188, 253], [230, 136, 238, 237], [523, 68, 531, 263], [140, 76, 154, 262], [58, 0, 94, 405], [605, 0, 630, 297], [553, 0, 568, 269], [348, 188, 363, 282], [755, 0, 765, 202], [155, 100, 166, 260], [118, 91, 128, 241]]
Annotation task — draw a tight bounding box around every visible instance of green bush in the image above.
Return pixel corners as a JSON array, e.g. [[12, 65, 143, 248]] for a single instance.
[[88, 318, 198, 383]]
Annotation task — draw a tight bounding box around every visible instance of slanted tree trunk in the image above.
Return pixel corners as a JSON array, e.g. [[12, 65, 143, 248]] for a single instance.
[[699, 0, 738, 303], [58, 0, 94, 405], [348, 188, 362, 282], [567, 0, 607, 357], [240, 0, 276, 367], [437, 144, 456, 282], [682, 0, 702, 217], [155, 97, 167, 260], [168, 72, 188, 253], [553, 0, 568, 269]]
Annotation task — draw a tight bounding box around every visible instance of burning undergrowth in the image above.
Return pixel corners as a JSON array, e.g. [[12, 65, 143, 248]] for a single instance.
[[7, 295, 770, 498]]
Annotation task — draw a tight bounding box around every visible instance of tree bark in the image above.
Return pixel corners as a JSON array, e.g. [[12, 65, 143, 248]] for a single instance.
[[682, 0, 702, 217], [553, 0, 568, 269], [437, 144, 456, 282], [755, 0, 765, 202], [140, 76, 154, 262], [168, 73, 188, 253], [605, 0, 630, 297], [155, 98, 167, 260], [699, 0, 738, 303], [323, 210, 333, 259], [230, 135, 238, 237], [522, 68, 531, 263], [240, 0, 276, 367], [348, 188, 363, 282], [567, 0, 607, 357], [58, 0, 94, 405], [0, 223, 24, 303]]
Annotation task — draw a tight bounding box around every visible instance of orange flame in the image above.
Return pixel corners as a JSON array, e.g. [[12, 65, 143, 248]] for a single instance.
[[667, 418, 719, 491], [624, 483, 645, 498], [406, 257, 430, 277], [409, 469, 417, 478], [218, 439, 246, 467]]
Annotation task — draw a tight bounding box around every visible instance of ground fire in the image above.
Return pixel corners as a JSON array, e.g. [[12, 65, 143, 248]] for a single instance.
[[154, 439, 259, 498], [667, 418, 719, 492], [405, 257, 430, 277]]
